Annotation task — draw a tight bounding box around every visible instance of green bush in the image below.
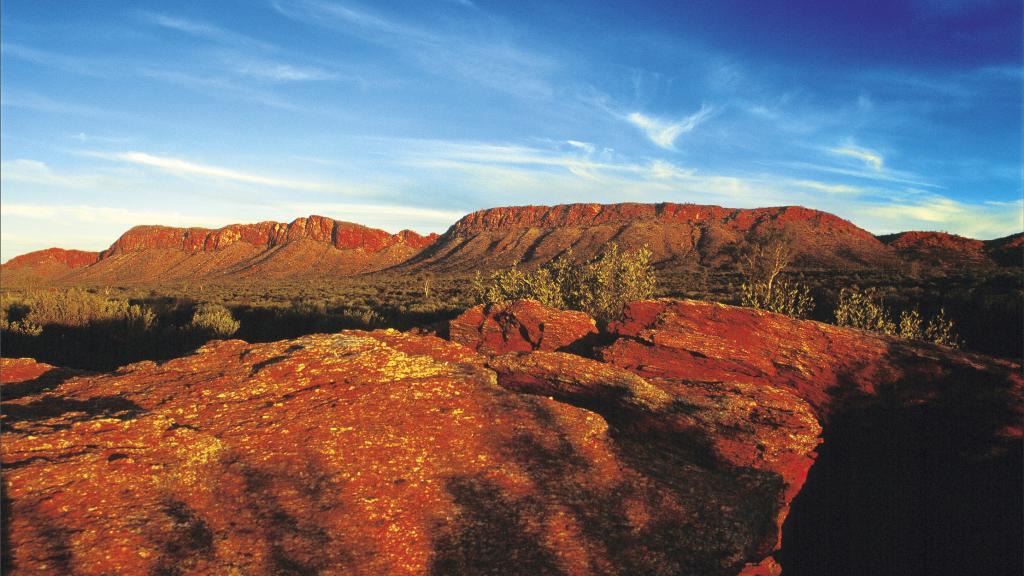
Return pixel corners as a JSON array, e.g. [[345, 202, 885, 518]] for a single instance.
[[474, 243, 656, 323], [190, 303, 240, 338]]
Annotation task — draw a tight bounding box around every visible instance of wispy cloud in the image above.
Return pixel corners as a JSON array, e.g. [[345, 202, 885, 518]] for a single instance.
[[1, 91, 125, 118], [139, 69, 298, 109], [2, 203, 230, 227], [138, 12, 275, 51], [2, 43, 114, 77], [87, 151, 358, 193], [271, 0, 557, 98], [626, 105, 714, 150], [216, 55, 336, 82], [830, 144, 884, 170]]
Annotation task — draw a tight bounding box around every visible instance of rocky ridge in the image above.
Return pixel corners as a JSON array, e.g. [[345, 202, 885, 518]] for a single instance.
[[5, 204, 1019, 285], [3, 299, 1020, 575], [2, 215, 439, 285]]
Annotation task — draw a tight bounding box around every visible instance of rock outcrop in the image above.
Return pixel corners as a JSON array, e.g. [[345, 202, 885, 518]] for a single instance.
[[2, 299, 1021, 576]]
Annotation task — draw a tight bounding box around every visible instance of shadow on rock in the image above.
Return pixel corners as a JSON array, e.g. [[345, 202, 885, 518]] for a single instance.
[[777, 346, 1023, 576], [429, 475, 566, 576], [2, 395, 142, 425]]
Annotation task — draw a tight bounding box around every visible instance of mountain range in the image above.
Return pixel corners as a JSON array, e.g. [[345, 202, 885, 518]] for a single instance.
[[2, 203, 1020, 285]]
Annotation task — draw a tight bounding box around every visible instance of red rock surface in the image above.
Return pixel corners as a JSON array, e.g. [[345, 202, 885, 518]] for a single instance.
[[2, 325, 819, 575], [3, 300, 1021, 575], [449, 300, 599, 355]]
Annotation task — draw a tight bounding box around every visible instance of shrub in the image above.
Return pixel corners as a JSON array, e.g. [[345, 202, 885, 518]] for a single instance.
[[923, 308, 959, 348], [897, 308, 924, 340], [474, 243, 657, 323], [835, 287, 897, 334], [190, 303, 240, 338], [835, 288, 959, 348], [740, 278, 814, 318]]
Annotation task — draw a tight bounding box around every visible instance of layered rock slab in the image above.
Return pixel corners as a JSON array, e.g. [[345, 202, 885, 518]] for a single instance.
[[1, 328, 818, 576]]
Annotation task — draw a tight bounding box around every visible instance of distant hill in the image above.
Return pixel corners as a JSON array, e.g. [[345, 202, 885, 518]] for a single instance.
[[402, 203, 1018, 273], [1, 215, 437, 285], [3, 204, 1019, 285]]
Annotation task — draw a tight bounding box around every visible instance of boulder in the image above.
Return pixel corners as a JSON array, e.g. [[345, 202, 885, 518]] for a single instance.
[[449, 300, 598, 355]]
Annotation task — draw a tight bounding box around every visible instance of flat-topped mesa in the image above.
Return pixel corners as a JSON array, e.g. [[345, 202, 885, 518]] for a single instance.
[[406, 202, 894, 273], [2, 248, 100, 269], [100, 215, 438, 257], [448, 202, 873, 238]]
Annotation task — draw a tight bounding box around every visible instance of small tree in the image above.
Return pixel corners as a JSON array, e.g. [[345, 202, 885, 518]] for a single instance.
[[737, 227, 814, 318]]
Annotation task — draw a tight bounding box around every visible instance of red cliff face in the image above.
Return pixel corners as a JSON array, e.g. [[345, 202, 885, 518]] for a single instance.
[[101, 215, 437, 257]]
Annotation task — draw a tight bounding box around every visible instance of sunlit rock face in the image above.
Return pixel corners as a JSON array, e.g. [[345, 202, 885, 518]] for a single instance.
[[2, 299, 1020, 576]]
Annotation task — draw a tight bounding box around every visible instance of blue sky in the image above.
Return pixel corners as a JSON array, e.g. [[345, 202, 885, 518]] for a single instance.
[[2, 0, 1021, 261]]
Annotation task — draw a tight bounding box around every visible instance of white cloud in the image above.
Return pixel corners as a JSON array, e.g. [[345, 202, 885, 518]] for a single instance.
[[626, 105, 714, 150], [829, 144, 884, 171]]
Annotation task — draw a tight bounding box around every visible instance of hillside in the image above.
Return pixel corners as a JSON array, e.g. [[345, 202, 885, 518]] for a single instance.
[[403, 203, 1015, 273], [1, 216, 438, 285], [3, 204, 1019, 286]]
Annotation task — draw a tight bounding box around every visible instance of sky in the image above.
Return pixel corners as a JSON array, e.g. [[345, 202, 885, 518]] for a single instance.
[[1, 0, 1022, 261]]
